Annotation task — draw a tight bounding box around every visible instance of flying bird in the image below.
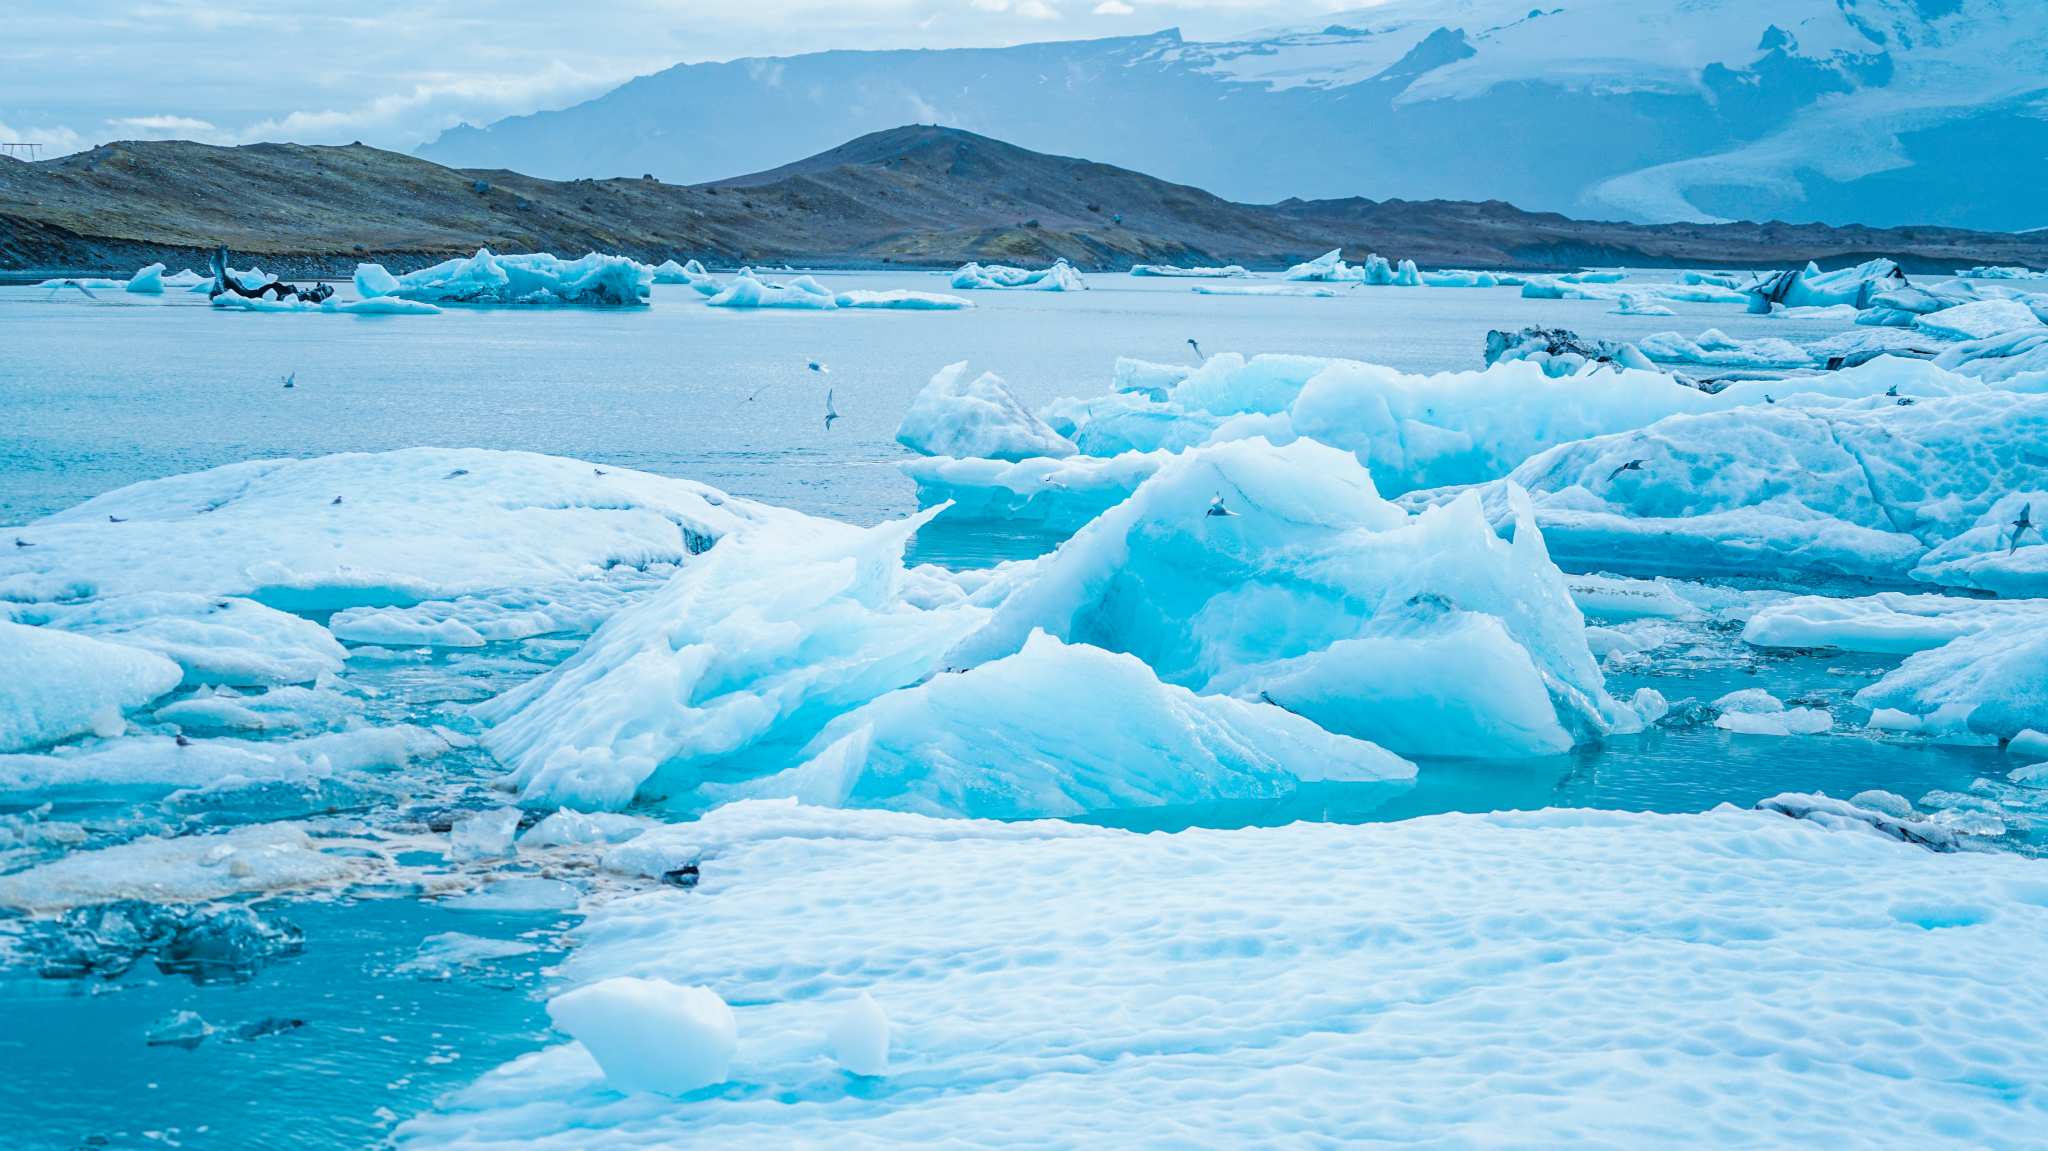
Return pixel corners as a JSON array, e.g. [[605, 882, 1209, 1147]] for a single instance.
[[444, 469, 468, 478], [1607, 459, 1648, 481], [49, 279, 97, 299], [824, 389, 839, 430], [13, 538, 32, 547], [1187, 338, 1202, 360], [2012, 503, 2035, 555], [1885, 385, 1898, 397], [282, 373, 295, 388], [736, 382, 775, 407], [1206, 493, 1240, 517], [1765, 395, 1775, 404], [108, 516, 125, 523], [808, 360, 830, 373]]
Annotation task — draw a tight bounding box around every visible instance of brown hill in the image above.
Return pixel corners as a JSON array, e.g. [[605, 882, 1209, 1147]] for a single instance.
[[2, 125, 2042, 276]]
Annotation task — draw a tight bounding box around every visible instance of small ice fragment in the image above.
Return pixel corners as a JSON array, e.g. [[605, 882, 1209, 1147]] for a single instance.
[[545, 977, 737, 1095], [145, 1010, 210, 1048], [449, 807, 521, 861], [1629, 687, 1669, 725], [2008, 762, 2048, 785], [829, 992, 889, 1077]]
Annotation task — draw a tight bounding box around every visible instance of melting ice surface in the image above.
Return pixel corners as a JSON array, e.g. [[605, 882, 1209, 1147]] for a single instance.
[[4, 269, 2047, 1149]]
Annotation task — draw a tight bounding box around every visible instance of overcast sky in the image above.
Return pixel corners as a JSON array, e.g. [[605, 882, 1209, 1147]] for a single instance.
[[1, 0, 1371, 159]]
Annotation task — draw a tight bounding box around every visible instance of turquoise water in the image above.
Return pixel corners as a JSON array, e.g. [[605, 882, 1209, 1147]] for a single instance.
[[0, 898, 565, 1151], [0, 271, 2038, 1148]]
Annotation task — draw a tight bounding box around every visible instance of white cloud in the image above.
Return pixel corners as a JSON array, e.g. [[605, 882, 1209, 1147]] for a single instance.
[[1093, 1, 1136, 12], [110, 115, 219, 135], [0, 120, 85, 158], [971, 0, 1011, 10], [1015, 0, 1063, 16]]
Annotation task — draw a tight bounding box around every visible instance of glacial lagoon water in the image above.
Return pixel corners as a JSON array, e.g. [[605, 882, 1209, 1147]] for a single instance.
[[1, 269, 2036, 1149]]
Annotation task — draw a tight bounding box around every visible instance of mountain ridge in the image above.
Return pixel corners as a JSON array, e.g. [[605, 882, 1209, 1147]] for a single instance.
[[4, 126, 2043, 277]]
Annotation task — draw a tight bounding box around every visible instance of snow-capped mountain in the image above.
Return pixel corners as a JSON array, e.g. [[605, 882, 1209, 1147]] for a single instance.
[[416, 0, 2048, 231]]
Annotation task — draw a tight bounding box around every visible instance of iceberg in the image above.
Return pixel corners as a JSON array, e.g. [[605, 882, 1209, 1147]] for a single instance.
[[942, 438, 1632, 758], [1744, 593, 2048, 655], [1483, 389, 2048, 583], [1280, 249, 1419, 284], [1636, 329, 1816, 368], [950, 260, 1087, 291], [1, 621, 181, 753], [124, 263, 167, 294], [1912, 298, 2044, 342], [472, 509, 990, 811], [896, 362, 1078, 462], [5, 593, 346, 686], [1522, 279, 1749, 304], [1743, 258, 1907, 312], [1958, 266, 2048, 280], [830, 289, 973, 309], [706, 274, 838, 310], [1928, 327, 2048, 385], [0, 448, 794, 610], [651, 258, 723, 294], [328, 579, 657, 648], [1855, 625, 2048, 740], [354, 249, 650, 307], [1129, 264, 1248, 277], [720, 630, 1414, 819]]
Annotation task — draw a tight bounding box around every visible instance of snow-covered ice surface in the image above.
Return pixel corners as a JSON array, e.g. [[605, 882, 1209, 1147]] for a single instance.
[[6, 267, 2048, 1149], [395, 799, 2048, 1151]]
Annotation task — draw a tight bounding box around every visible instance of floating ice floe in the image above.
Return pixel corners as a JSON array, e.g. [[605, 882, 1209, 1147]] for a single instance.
[[0, 727, 423, 803], [1855, 624, 2048, 741], [5, 593, 347, 686], [329, 580, 659, 648], [355, 249, 650, 307], [1129, 264, 1248, 277], [1744, 593, 2048, 654], [0, 448, 796, 609], [0, 821, 377, 912], [474, 508, 989, 812], [1191, 284, 1337, 297], [897, 362, 1078, 462], [124, 263, 168, 293], [942, 438, 1635, 758], [1522, 278, 1749, 304], [1958, 265, 2048, 280], [1636, 328, 1815, 368], [1742, 258, 1906, 312], [1607, 294, 1674, 316], [707, 273, 838, 309], [1711, 689, 1832, 736], [708, 629, 1415, 819], [1456, 388, 2048, 584], [830, 289, 974, 309], [397, 799, 2048, 1150], [950, 260, 1087, 291], [1282, 249, 1420, 285], [1911, 298, 2044, 342], [1420, 269, 1525, 287], [0, 621, 181, 753]]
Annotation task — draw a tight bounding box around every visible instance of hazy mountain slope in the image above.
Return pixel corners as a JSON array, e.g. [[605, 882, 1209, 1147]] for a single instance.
[[416, 0, 2048, 232]]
